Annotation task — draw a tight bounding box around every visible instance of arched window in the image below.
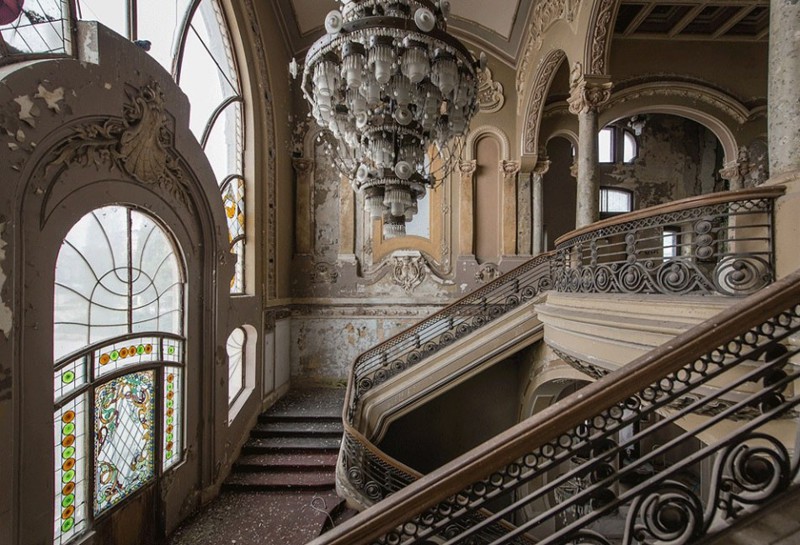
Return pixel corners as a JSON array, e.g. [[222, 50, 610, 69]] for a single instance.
[[598, 126, 638, 164], [72, 0, 249, 294], [53, 206, 185, 545]]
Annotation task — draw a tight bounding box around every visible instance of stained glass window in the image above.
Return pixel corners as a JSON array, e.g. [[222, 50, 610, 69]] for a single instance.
[[73, 0, 249, 294], [53, 206, 185, 545]]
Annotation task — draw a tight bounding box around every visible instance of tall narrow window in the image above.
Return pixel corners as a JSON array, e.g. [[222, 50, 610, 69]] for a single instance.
[[74, 0, 249, 294], [53, 206, 185, 545]]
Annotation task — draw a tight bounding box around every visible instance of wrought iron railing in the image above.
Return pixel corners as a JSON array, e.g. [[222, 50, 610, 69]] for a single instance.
[[335, 186, 786, 525], [553, 187, 785, 296], [315, 265, 800, 545], [347, 251, 555, 422]]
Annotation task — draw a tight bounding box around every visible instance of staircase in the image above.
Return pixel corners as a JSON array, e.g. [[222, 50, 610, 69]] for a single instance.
[[168, 387, 355, 545], [225, 410, 342, 492]]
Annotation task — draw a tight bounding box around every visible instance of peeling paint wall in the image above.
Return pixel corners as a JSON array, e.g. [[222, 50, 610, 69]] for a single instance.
[[600, 114, 724, 208], [0, 221, 11, 339], [312, 140, 340, 261]]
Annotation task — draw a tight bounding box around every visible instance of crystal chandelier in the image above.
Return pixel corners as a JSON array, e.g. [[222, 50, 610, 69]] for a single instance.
[[298, 0, 480, 238]]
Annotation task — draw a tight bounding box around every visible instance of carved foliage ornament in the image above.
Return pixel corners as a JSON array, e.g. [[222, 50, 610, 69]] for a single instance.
[[47, 81, 190, 205], [567, 62, 612, 114], [477, 67, 505, 113], [523, 50, 566, 155], [587, 0, 617, 74]]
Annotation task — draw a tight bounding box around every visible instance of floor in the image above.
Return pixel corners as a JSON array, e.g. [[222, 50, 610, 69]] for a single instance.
[[167, 387, 347, 545]]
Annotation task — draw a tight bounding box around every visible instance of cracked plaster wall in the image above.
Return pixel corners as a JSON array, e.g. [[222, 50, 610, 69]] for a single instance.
[[600, 114, 725, 208]]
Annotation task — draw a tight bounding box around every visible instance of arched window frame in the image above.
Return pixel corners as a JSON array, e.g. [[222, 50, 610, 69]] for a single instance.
[[599, 125, 638, 164]]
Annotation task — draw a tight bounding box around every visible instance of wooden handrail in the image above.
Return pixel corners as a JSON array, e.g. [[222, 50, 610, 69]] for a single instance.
[[314, 267, 800, 545], [554, 186, 786, 247]]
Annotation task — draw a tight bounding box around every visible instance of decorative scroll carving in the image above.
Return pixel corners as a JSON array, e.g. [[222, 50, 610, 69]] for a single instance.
[[586, 0, 617, 74], [459, 159, 478, 176], [523, 50, 567, 155], [477, 67, 505, 113], [391, 255, 426, 293], [47, 81, 190, 205], [567, 62, 612, 114], [502, 160, 521, 177], [475, 262, 502, 284]]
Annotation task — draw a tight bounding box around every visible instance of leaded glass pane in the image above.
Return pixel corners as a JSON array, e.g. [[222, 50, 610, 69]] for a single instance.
[[53, 394, 88, 545], [1, 0, 70, 57], [230, 240, 244, 293], [202, 99, 242, 181], [94, 370, 156, 515], [94, 336, 161, 379], [163, 366, 182, 470], [162, 338, 184, 363], [54, 357, 87, 403], [227, 328, 245, 402], [191, 0, 239, 92]]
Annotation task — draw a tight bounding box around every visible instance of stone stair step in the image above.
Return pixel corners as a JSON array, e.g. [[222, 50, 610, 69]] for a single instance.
[[224, 470, 336, 491], [258, 413, 342, 425], [242, 436, 342, 455], [233, 452, 339, 472], [251, 420, 343, 438]]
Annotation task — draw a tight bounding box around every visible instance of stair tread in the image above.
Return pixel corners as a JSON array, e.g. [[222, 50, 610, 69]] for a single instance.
[[244, 436, 342, 451], [258, 413, 342, 424], [252, 420, 343, 435], [235, 452, 339, 469], [225, 471, 336, 489]]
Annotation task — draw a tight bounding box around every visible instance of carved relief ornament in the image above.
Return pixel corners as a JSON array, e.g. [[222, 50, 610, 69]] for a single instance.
[[517, 0, 582, 94], [478, 67, 505, 113], [523, 50, 566, 155], [475, 262, 502, 284], [459, 159, 478, 176], [567, 63, 612, 114], [587, 0, 617, 74], [47, 81, 190, 205], [392, 255, 427, 293]]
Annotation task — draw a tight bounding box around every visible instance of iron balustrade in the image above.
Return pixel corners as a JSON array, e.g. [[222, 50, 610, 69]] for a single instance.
[[553, 187, 785, 297], [315, 267, 800, 545]]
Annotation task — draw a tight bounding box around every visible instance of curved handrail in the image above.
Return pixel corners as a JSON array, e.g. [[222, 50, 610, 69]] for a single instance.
[[338, 186, 786, 512], [345, 250, 556, 424], [316, 265, 800, 545], [554, 186, 785, 247]]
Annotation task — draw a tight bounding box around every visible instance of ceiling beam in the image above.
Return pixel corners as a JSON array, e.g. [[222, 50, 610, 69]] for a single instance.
[[712, 5, 757, 38], [668, 3, 709, 36], [623, 3, 657, 36]]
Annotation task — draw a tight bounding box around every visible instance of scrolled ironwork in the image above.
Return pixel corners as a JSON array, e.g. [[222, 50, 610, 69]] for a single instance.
[[349, 271, 800, 545], [553, 191, 782, 297]]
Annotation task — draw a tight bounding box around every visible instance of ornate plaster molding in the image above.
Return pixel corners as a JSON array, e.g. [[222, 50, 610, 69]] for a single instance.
[[391, 255, 427, 293], [459, 159, 478, 176], [292, 157, 315, 175], [475, 262, 502, 284], [567, 62, 612, 114], [477, 67, 505, 113], [516, 0, 581, 95], [585, 0, 618, 75], [465, 125, 511, 161], [502, 160, 521, 177], [310, 261, 339, 284], [46, 81, 190, 206], [719, 145, 769, 189], [522, 49, 567, 156]]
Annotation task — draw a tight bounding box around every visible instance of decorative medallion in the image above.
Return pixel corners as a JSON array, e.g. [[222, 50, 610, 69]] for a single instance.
[[477, 67, 505, 113], [475, 263, 502, 284], [391, 255, 426, 293]]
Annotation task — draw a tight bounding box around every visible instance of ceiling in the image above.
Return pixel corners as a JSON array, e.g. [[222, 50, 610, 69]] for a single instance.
[[272, 0, 535, 66], [614, 0, 769, 40]]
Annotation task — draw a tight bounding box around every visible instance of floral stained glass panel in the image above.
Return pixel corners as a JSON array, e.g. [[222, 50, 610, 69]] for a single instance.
[[94, 370, 156, 515], [163, 367, 182, 470]]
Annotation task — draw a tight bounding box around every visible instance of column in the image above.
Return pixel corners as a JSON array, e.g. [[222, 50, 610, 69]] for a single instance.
[[459, 160, 477, 256], [568, 64, 612, 228], [518, 172, 532, 256], [291, 158, 314, 255], [532, 159, 551, 255], [768, 0, 800, 176], [502, 160, 521, 255], [719, 146, 753, 191]]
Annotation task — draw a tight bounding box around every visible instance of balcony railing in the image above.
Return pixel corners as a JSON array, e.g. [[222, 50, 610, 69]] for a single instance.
[[317, 263, 800, 545], [335, 186, 787, 527], [553, 187, 785, 296]]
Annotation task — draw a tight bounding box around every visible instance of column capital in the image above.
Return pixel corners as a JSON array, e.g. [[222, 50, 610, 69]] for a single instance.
[[501, 160, 521, 177], [567, 62, 612, 114], [533, 158, 551, 177], [292, 157, 315, 175], [459, 159, 477, 176]]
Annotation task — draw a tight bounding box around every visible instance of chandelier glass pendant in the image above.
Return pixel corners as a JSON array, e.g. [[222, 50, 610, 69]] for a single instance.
[[299, 0, 480, 238]]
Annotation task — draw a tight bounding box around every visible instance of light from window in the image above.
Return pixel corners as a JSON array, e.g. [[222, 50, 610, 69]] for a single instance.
[[599, 188, 632, 214], [227, 327, 246, 403], [663, 228, 679, 259], [623, 131, 637, 163], [598, 127, 614, 163]]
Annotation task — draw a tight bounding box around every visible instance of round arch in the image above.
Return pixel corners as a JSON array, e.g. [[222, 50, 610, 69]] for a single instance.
[[522, 49, 569, 161], [466, 125, 512, 162]]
